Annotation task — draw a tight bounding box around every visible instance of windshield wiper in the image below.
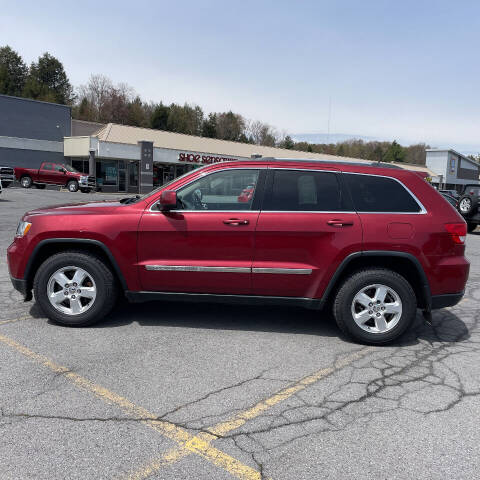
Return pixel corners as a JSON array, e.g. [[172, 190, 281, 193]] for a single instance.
[[119, 195, 140, 204]]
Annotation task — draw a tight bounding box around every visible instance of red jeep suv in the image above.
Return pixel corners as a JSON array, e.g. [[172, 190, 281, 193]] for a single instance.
[[7, 159, 470, 344]]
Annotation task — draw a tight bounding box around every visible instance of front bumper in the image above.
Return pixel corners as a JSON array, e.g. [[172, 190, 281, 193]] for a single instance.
[[431, 291, 464, 309]]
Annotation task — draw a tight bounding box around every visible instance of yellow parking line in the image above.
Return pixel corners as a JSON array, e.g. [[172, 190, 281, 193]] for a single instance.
[[126, 347, 373, 480], [0, 315, 30, 326], [0, 332, 262, 480]]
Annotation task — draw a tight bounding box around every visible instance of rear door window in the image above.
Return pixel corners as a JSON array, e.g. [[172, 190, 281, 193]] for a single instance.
[[344, 174, 422, 213], [263, 169, 351, 211], [41, 163, 53, 171]]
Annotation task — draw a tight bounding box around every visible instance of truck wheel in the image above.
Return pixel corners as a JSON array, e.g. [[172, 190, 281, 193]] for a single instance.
[[33, 251, 118, 327], [20, 176, 32, 188], [67, 180, 79, 192], [333, 269, 417, 345], [467, 222, 477, 233]]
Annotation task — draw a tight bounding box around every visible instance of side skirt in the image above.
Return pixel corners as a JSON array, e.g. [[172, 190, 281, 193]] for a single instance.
[[125, 290, 323, 310]]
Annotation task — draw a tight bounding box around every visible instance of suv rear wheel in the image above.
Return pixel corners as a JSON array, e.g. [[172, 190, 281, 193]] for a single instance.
[[458, 195, 477, 216], [333, 269, 417, 344], [467, 222, 477, 233], [33, 251, 117, 326]]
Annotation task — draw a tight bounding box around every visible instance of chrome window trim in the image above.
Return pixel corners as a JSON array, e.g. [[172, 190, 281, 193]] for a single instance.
[[149, 167, 265, 212], [154, 210, 261, 214], [342, 171, 427, 214], [258, 211, 357, 214], [148, 166, 427, 215]]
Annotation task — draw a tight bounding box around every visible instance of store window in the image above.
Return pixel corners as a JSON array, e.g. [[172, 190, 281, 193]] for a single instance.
[[71, 159, 89, 173], [96, 161, 118, 187]]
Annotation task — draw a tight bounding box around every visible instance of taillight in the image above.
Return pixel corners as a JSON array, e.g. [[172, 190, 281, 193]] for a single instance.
[[445, 223, 467, 244]]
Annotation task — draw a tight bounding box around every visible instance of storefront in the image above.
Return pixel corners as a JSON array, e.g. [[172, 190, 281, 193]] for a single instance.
[[63, 122, 437, 194]]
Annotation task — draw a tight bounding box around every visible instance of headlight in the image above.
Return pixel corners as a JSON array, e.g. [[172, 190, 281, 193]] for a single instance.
[[16, 221, 32, 237], [79, 176, 88, 184]]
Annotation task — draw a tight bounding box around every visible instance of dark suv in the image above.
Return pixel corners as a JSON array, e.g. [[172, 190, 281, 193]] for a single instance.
[[7, 159, 470, 344], [458, 184, 480, 232]]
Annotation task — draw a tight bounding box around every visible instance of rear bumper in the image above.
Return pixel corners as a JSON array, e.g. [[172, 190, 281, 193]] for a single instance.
[[431, 291, 464, 309]]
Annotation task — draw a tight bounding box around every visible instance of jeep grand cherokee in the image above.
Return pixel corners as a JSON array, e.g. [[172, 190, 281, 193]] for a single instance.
[[7, 159, 470, 344]]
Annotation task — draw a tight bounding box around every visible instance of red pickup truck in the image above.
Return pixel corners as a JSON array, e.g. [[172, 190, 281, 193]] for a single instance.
[[14, 162, 95, 193]]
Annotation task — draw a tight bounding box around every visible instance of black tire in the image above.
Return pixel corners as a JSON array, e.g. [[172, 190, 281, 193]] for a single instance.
[[2, 181, 11, 188], [467, 222, 477, 233], [458, 195, 477, 217], [67, 180, 79, 192], [20, 175, 32, 188], [80, 188, 91, 193], [35, 184, 46, 189], [33, 251, 117, 327], [333, 268, 417, 345]]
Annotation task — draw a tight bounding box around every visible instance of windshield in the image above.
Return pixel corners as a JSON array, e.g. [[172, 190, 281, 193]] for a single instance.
[[63, 164, 80, 173]]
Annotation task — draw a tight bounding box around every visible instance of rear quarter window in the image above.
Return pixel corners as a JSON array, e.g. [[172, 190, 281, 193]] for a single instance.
[[344, 173, 422, 213]]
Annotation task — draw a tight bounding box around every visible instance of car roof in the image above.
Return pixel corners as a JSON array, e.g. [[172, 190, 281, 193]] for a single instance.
[[204, 157, 414, 177]]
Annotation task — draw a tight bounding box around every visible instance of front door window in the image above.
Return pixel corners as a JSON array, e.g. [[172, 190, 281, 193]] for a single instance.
[[176, 169, 260, 211]]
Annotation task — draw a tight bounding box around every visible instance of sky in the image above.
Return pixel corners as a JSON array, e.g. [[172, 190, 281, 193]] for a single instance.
[[1, 0, 479, 153]]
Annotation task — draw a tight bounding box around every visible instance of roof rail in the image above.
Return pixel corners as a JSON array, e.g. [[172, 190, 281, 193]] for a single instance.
[[235, 157, 403, 169]]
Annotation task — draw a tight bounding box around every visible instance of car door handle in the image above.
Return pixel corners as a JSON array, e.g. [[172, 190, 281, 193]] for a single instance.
[[327, 219, 354, 227], [223, 218, 249, 225]]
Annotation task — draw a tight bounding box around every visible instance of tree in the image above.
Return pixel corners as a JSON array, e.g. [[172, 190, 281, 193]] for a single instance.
[[216, 111, 245, 141], [202, 113, 217, 138], [405, 143, 429, 165], [127, 96, 148, 127], [383, 140, 406, 163], [166, 103, 203, 135], [151, 102, 170, 130], [24, 52, 74, 104], [280, 135, 294, 149], [0, 45, 28, 96], [247, 120, 277, 146]]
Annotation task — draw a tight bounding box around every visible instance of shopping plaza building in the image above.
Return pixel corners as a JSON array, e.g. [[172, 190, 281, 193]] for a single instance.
[[1, 94, 459, 194]]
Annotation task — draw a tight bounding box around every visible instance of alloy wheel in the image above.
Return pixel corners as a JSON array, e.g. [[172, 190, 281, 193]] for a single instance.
[[47, 266, 97, 315], [351, 283, 402, 333], [459, 198, 471, 213]]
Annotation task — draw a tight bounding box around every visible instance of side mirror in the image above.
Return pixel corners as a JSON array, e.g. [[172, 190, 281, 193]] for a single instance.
[[61, 168, 66, 173], [158, 190, 177, 210]]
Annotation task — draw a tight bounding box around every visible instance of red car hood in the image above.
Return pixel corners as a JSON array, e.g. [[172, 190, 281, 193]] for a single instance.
[[24, 200, 126, 217]]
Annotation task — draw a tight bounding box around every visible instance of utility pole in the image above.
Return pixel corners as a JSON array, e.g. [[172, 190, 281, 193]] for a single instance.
[[327, 96, 332, 144]]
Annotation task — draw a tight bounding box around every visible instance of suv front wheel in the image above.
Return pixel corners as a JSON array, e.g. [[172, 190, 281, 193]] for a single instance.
[[33, 251, 117, 326], [333, 269, 417, 344]]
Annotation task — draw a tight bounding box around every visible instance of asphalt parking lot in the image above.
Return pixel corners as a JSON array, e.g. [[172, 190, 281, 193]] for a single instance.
[[1, 187, 479, 480]]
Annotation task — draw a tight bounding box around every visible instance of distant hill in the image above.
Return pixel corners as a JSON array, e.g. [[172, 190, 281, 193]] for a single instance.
[[291, 133, 480, 156], [291, 133, 376, 144]]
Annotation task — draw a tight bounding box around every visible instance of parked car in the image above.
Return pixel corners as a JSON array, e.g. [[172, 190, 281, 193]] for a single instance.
[[457, 183, 480, 232], [8, 159, 469, 344], [440, 192, 458, 208], [0, 166, 15, 188], [439, 189, 460, 199], [14, 162, 95, 193]]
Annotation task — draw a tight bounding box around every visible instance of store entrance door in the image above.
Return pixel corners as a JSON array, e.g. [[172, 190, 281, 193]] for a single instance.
[[127, 161, 139, 193]]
